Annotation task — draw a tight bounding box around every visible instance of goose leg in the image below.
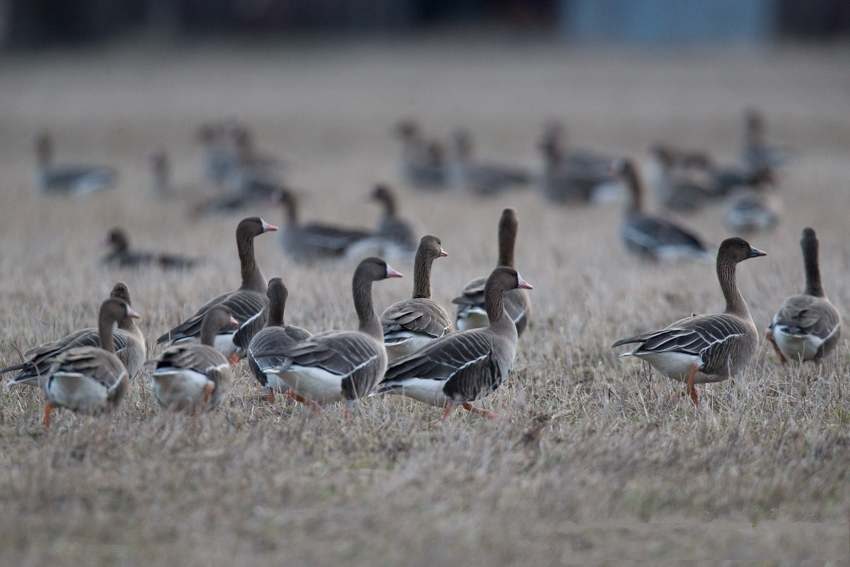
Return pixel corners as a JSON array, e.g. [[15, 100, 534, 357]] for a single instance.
[[42, 402, 55, 429], [685, 365, 699, 407], [262, 389, 276, 403], [765, 329, 787, 364], [285, 390, 322, 415], [440, 402, 457, 420], [462, 402, 499, 420], [228, 353, 241, 365]]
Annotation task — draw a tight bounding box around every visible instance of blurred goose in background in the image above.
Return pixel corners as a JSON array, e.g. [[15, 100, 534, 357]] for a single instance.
[[150, 150, 173, 198], [381, 235, 452, 362], [540, 120, 613, 172], [2, 283, 145, 386], [156, 217, 277, 360], [742, 108, 792, 171], [612, 237, 765, 406], [257, 258, 402, 414], [449, 129, 531, 196], [650, 145, 719, 213], [724, 175, 782, 234], [278, 188, 372, 262], [247, 278, 311, 401], [35, 131, 117, 196], [453, 208, 532, 335], [197, 122, 239, 187], [103, 227, 201, 270], [346, 184, 417, 261], [393, 120, 449, 190], [152, 306, 235, 412], [767, 228, 841, 363], [613, 158, 709, 262], [40, 298, 140, 428], [538, 130, 618, 204], [377, 267, 532, 419]]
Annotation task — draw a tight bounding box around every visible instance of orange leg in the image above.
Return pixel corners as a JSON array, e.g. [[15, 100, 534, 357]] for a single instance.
[[765, 329, 787, 365], [285, 390, 322, 415], [228, 353, 241, 365], [42, 402, 55, 430], [441, 403, 457, 420], [685, 365, 699, 408], [462, 402, 499, 420], [262, 390, 276, 403]]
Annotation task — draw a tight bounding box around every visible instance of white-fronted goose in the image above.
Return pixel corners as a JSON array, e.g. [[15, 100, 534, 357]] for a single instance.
[[247, 278, 311, 399], [612, 237, 766, 406], [538, 134, 617, 205], [103, 228, 201, 270], [767, 228, 841, 363], [377, 267, 533, 419], [2, 283, 146, 386], [278, 188, 373, 262], [152, 306, 236, 412], [541, 120, 614, 172], [256, 258, 402, 413], [650, 146, 719, 213], [742, 108, 791, 171], [346, 184, 418, 261], [35, 132, 117, 196], [724, 181, 782, 234], [613, 158, 709, 262], [156, 217, 277, 360], [382, 235, 452, 362], [453, 208, 532, 335], [40, 298, 140, 428], [394, 120, 449, 190], [450, 129, 531, 196]]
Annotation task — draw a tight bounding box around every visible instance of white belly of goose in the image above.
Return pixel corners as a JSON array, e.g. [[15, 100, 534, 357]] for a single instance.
[[631, 351, 702, 382], [772, 326, 823, 361], [385, 378, 449, 407], [271, 366, 345, 404], [456, 307, 488, 331], [46, 372, 109, 413], [152, 369, 212, 408], [175, 333, 237, 357]]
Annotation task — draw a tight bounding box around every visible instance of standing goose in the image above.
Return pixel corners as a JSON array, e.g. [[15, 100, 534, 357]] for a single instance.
[[767, 228, 841, 363], [40, 298, 140, 428], [377, 267, 533, 419], [2, 283, 146, 386], [156, 217, 277, 361], [453, 208, 532, 335], [35, 132, 117, 196], [257, 258, 402, 413], [152, 306, 236, 412], [346, 184, 418, 261], [613, 158, 710, 262], [538, 135, 616, 204], [650, 146, 719, 213], [450, 129, 531, 196], [612, 237, 766, 406], [724, 179, 782, 234], [394, 120, 449, 190], [742, 108, 791, 171], [103, 227, 201, 270], [247, 278, 312, 400], [278, 188, 372, 262], [381, 235, 452, 362]]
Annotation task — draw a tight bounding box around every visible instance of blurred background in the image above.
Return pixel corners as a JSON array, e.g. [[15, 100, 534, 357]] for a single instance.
[[2, 0, 850, 47]]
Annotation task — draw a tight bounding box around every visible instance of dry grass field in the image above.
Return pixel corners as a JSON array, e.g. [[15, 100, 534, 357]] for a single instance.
[[1, 39, 850, 564]]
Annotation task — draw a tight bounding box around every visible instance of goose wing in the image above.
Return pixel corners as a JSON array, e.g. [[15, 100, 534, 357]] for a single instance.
[[299, 223, 372, 254], [772, 295, 840, 340], [157, 290, 266, 344], [623, 215, 706, 252], [156, 343, 228, 373], [49, 346, 128, 397], [382, 299, 452, 341]]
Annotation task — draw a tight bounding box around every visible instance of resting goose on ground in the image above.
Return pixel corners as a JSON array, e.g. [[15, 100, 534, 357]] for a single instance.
[[724, 179, 782, 234], [612, 237, 765, 406], [613, 158, 709, 262], [278, 188, 372, 262], [450, 129, 531, 196], [453, 208, 532, 335], [541, 120, 614, 172], [35, 132, 117, 196], [103, 227, 201, 270], [766, 228, 841, 363], [152, 306, 236, 412], [156, 217, 276, 360], [742, 108, 791, 171], [247, 278, 311, 400], [2, 283, 146, 386], [346, 184, 418, 261], [394, 120, 449, 190], [538, 134, 616, 204], [377, 267, 533, 419], [382, 235, 452, 362], [40, 298, 140, 428], [256, 257, 402, 413], [650, 146, 719, 213]]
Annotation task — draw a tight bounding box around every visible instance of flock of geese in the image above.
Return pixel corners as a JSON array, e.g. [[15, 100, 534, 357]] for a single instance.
[[4, 108, 842, 427]]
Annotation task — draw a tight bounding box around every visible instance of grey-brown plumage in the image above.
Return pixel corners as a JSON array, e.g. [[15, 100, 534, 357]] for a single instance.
[[2, 283, 146, 386], [35, 131, 117, 196], [152, 306, 235, 411], [40, 298, 139, 427], [377, 267, 533, 418], [371, 184, 417, 253], [103, 227, 201, 270], [767, 228, 841, 363], [650, 146, 719, 213], [450, 130, 531, 196], [393, 120, 449, 190], [538, 121, 616, 204], [256, 258, 402, 409], [247, 278, 311, 393], [453, 208, 531, 335], [382, 235, 452, 362], [157, 217, 276, 357], [612, 237, 766, 406]]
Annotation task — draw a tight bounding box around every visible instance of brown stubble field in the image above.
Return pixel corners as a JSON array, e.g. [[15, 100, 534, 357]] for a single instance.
[[1, 39, 850, 564]]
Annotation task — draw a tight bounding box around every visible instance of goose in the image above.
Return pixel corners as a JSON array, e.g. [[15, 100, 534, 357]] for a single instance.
[[256, 257, 402, 413], [724, 181, 782, 234], [612, 237, 766, 406], [2, 283, 146, 386], [346, 184, 418, 261], [197, 122, 239, 187], [381, 235, 452, 362], [247, 278, 312, 400], [450, 129, 531, 196], [766, 228, 841, 363], [742, 108, 791, 171], [613, 158, 710, 262], [152, 306, 236, 412], [394, 120, 449, 190], [278, 188, 372, 262], [453, 208, 532, 335], [103, 227, 201, 270], [376, 267, 533, 419], [650, 146, 719, 213], [35, 132, 117, 196], [540, 120, 613, 172], [150, 150, 173, 198], [538, 134, 617, 204], [40, 298, 140, 428], [156, 217, 276, 361]]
